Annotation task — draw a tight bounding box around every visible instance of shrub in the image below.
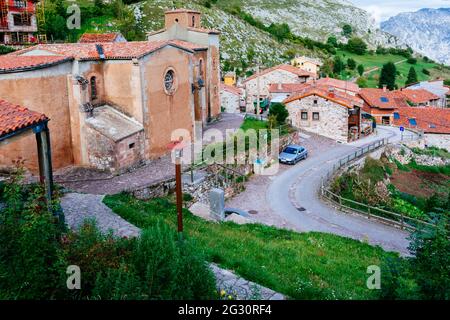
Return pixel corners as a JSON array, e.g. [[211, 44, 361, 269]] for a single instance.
[[422, 68, 430, 76], [407, 57, 417, 64], [346, 37, 367, 55], [346, 58, 356, 70], [356, 77, 368, 88], [93, 223, 216, 300], [269, 103, 289, 124], [357, 64, 365, 76]]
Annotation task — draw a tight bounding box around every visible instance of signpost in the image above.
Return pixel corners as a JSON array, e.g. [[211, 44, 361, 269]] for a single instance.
[[167, 140, 186, 239], [400, 126, 404, 141]]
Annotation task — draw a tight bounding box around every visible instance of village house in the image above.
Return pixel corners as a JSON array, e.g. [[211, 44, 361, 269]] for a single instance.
[[283, 84, 364, 143], [220, 83, 243, 113], [243, 64, 315, 112], [147, 9, 221, 127], [0, 0, 38, 44], [0, 9, 220, 174], [291, 56, 322, 77], [78, 32, 128, 43], [405, 79, 450, 108], [399, 89, 440, 107], [268, 83, 310, 104], [316, 77, 360, 96], [393, 107, 450, 149], [359, 87, 409, 125], [223, 71, 236, 86]]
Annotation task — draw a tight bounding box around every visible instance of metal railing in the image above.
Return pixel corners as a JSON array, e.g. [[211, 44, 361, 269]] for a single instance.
[[320, 136, 437, 232]]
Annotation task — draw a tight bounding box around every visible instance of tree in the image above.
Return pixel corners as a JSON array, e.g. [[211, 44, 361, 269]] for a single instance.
[[379, 62, 397, 90], [327, 36, 338, 47], [346, 37, 367, 55], [357, 64, 365, 76], [342, 24, 353, 37], [333, 56, 345, 75], [407, 57, 417, 64], [269, 103, 289, 124], [356, 77, 368, 88], [406, 67, 418, 86], [346, 58, 356, 70]]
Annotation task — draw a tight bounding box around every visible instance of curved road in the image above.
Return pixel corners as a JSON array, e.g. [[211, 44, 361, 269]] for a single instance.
[[267, 126, 412, 255]]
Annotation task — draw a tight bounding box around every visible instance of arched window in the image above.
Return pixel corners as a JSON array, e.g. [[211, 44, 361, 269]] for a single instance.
[[192, 15, 195, 27], [199, 59, 203, 78], [164, 69, 176, 94], [90, 76, 97, 100]]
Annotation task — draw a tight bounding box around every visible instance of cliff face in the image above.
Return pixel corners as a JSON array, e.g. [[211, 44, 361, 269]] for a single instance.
[[381, 8, 450, 66]]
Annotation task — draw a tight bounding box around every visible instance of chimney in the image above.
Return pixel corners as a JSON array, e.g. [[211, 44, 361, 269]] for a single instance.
[[277, 83, 283, 91], [96, 44, 105, 60], [383, 85, 387, 92]]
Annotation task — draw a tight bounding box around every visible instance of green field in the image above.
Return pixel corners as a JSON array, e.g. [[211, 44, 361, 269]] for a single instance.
[[336, 49, 450, 88], [104, 193, 398, 300]]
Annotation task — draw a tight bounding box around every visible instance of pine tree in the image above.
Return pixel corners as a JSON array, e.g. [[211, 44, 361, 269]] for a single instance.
[[357, 64, 365, 76], [406, 67, 418, 86], [379, 62, 397, 90]]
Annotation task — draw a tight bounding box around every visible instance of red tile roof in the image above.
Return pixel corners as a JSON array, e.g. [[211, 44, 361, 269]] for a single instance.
[[393, 107, 450, 134], [243, 64, 315, 83], [399, 89, 440, 104], [0, 56, 73, 72], [165, 9, 201, 14], [221, 83, 242, 96], [78, 32, 124, 43], [316, 77, 360, 93], [10, 40, 203, 61], [359, 88, 409, 110], [0, 99, 48, 138], [187, 27, 220, 34], [283, 84, 363, 109], [169, 39, 208, 51]]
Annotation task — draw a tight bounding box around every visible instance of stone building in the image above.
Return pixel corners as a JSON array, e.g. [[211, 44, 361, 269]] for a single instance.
[[147, 9, 221, 129], [283, 85, 363, 143], [0, 9, 221, 173], [359, 88, 409, 125], [242, 64, 315, 112], [291, 56, 322, 77], [399, 89, 440, 107], [405, 80, 450, 108], [220, 83, 243, 113]]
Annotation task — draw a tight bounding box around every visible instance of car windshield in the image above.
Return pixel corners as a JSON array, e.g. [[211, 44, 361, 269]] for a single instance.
[[283, 147, 298, 154]]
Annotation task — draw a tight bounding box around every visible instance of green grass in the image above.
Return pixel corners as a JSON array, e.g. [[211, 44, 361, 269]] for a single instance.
[[411, 147, 450, 160], [336, 49, 450, 88], [240, 117, 269, 131], [103, 193, 398, 300]]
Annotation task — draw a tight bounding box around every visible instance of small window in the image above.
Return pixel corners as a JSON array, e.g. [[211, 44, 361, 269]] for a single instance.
[[129, 143, 135, 149], [301, 112, 308, 120], [90, 76, 97, 100], [313, 112, 320, 121], [394, 112, 400, 120], [380, 97, 389, 103], [408, 118, 417, 126], [199, 59, 204, 78], [313, 99, 318, 104], [175, 18, 179, 23], [164, 70, 175, 93], [192, 16, 195, 27]]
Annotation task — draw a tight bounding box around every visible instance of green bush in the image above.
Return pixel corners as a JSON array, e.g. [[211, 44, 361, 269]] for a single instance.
[[268, 103, 289, 124], [93, 223, 216, 300]]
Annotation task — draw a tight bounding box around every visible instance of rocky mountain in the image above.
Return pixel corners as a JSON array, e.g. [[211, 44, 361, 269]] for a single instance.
[[232, 0, 402, 48], [381, 8, 450, 66]]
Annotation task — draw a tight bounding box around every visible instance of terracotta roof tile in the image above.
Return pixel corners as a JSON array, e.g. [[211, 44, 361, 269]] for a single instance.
[[393, 107, 450, 134], [283, 84, 363, 109], [359, 88, 409, 110], [243, 64, 315, 84], [316, 77, 360, 93], [0, 56, 73, 72], [221, 83, 242, 96], [400, 89, 440, 104], [169, 39, 208, 51], [78, 33, 123, 43], [11, 40, 197, 61], [0, 99, 48, 138]]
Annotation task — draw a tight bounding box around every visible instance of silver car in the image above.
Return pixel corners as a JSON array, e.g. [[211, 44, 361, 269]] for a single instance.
[[279, 145, 308, 165]]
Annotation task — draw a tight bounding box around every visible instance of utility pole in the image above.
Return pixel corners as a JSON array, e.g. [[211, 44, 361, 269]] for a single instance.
[[255, 60, 261, 118], [168, 140, 185, 239]]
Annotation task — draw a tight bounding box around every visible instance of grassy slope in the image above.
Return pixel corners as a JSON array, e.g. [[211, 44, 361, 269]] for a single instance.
[[336, 49, 450, 88], [104, 194, 397, 300]]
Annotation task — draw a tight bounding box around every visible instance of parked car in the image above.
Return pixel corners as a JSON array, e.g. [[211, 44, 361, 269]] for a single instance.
[[278, 145, 308, 165]]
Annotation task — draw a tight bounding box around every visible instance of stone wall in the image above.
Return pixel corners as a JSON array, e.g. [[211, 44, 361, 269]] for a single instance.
[[286, 95, 349, 143], [221, 90, 240, 113], [424, 134, 450, 151]]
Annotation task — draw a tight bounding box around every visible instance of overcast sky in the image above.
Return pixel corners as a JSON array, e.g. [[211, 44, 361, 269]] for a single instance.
[[350, 0, 450, 24]]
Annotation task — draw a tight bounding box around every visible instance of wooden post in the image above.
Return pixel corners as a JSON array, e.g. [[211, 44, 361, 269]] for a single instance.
[[35, 124, 53, 208], [175, 157, 183, 235]]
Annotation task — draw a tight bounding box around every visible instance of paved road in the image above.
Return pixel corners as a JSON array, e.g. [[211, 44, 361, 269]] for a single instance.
[[267, 126, 412, 255]]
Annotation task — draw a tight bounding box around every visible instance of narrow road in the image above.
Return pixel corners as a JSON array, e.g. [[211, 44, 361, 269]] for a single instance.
[[267, 126, 412, 255]]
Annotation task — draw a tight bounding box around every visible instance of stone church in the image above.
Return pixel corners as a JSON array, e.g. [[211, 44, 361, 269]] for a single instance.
[[0, 9, 220, 173]]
